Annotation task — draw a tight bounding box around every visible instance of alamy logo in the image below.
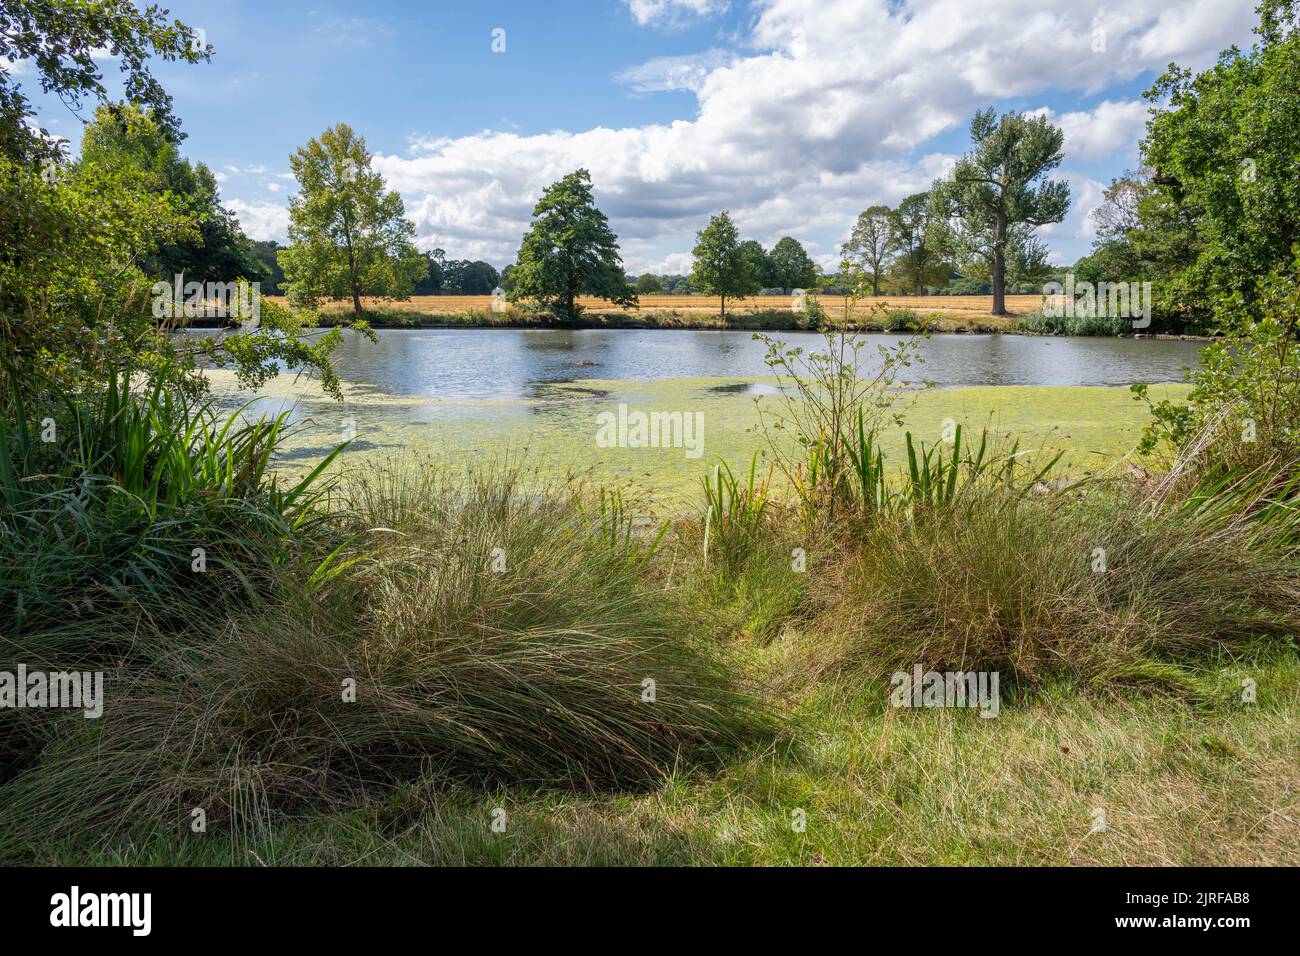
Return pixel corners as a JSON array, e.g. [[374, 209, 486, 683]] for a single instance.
[[50, 886, 151, 936], [595, 404, 704, 459], [0, 665, 103, 718], [151, 276, 260, 324], [890, 665, 1000, 718], [1042, 274, 1151, 329]]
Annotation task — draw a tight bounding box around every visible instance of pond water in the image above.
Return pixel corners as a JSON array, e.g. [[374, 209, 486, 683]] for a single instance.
[[311, 328, 1204, 400], [199, 329, 1203, 498]]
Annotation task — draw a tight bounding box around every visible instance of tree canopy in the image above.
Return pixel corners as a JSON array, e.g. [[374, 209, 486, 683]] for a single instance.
[[843, 205, 894, 296], [507, 168, 636, 318], [279, 124, 426, 316], [79, 104, 265, 283], [0, 0, 208, 164], [930, 108, 1070, 314], [768, 237, 819, 293], [690, 212, 760, 320]]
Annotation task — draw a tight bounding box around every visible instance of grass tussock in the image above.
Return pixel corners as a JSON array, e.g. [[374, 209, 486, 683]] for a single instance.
[[799, 479, 1300, 697], [0, 400, 771, 858]]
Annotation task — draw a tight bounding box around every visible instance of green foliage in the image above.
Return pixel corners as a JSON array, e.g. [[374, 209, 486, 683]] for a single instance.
[[0, 371, 342, 659], [0, 0, 208, 164], [1137, 0, 1300, 327], [279, 124, 427, 316], [701, 452, 770, 582], [507, 168, 636, 318], [635, 273, 663, 294], [79, 104, 265, 283], [883, 307, 919, 332], [767, 236, 818, 293], [0, 150, 193, 397], [843, 205, 894, 295], [1014, 311, 1127, 336], [690, 211, 760, 319], [736, 239, 773, 290], [930, 108, 1070, 313], [1135, 260, 1300, 461], [886, 192, 951, 294], [755, 324, 927, 526]]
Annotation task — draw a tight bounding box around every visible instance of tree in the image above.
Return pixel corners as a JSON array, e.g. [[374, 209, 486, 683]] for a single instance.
[[0, 3, 367, 406], [413, 249, 447, 295], [930, 108, 1070, 315], [442, 259, 499, 295], [508, 169, 636, 318], [843, 205, 894, 296], [279, 123, 426, 316], [0, 0, 208, 164], [736, 240, 773, 289], [635, 273, 663, 294], [499, 263, 517, 293], [1090, 169, 1148, 241], [79, 104, 265, 283], [690, 211, 760, 321], [887, 192, 950, 294], [1133, 0, 1300, 326], [768, 237, 818, 293], [249, 241, 286, 295]]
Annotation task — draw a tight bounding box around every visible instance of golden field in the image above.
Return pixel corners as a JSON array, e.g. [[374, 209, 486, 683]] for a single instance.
[[269, 293, 1045, 322]]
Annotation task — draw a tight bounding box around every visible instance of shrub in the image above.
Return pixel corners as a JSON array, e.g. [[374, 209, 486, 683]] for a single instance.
[[883, 307, 919, 332]]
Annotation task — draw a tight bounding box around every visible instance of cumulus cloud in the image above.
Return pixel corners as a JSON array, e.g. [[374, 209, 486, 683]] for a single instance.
[[624, 0, 730, 27], [1028, 100, 1149, 162], [250, 0, 1257, 270], [227, 199, 290, 243]]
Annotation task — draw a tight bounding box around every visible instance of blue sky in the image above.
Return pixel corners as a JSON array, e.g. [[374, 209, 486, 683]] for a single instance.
[[17, 0, 1260, 272]]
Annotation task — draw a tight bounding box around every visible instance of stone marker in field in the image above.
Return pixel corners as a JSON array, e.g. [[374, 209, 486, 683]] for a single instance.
[[791, 289, 807, 313], [491, 287, 507, 313]]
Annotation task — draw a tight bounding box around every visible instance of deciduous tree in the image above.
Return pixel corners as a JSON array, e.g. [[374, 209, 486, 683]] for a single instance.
[[690, 211, 759, 321], [508, 169, 636, 318], [279, 124, 426, 317], [930, 109, 1070, 314]]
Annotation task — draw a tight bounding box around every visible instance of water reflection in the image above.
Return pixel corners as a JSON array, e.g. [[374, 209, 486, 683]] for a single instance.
[[193, 327, 1205, 401]]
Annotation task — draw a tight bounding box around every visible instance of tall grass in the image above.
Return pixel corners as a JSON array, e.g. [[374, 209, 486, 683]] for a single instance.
[[0, 372, 341, 661], [0, 447, 771, 856], [701, 452, 770, 581], [802, 476, 1300, 696]]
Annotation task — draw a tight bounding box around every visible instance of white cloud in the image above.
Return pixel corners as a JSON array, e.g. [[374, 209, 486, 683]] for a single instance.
[[624, 0, 729, 27], [371, 0, 1257, 268], [227, 199, 289, 242], [616, 50, 733, 94], [1028, 100, 1148, 162]]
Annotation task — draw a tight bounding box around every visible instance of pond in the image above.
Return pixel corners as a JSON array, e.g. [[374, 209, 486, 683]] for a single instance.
[[307, 328, 1205, 400], [202, 329, 1204, 499]]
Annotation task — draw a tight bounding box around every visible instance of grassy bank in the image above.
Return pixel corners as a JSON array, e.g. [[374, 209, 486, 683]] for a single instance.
[[2, 374, 1297, 866], [49, 664, 1299, 866]]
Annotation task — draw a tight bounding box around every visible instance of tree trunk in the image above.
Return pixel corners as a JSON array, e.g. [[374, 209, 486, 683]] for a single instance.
[[342, 207, 362, 317], [720, 294, 727, 323], [991, 207, 1007, 316]]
